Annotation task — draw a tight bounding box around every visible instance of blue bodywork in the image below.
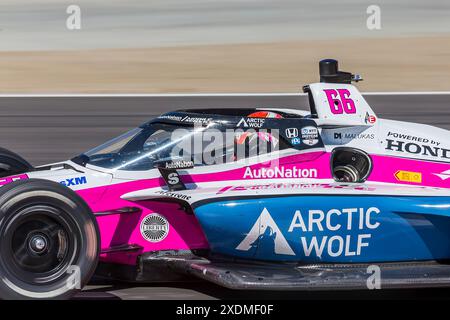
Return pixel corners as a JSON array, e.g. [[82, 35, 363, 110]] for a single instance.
[[193, 196, 450, 263]]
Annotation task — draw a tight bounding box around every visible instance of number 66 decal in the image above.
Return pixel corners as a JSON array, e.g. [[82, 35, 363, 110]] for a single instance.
[[324, 89, 357, 114]]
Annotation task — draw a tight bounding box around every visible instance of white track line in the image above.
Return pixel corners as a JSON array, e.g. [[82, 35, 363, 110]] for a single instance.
[[0, 92, 450, 98]]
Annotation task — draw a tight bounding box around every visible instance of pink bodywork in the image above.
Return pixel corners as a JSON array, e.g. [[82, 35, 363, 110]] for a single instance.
[[77, 178, 208, 265], [0, 173, 30, 186]]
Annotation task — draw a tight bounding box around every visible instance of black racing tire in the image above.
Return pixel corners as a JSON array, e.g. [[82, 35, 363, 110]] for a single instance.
[[0, 179, 100, 300], [0, 148, 33, 178]]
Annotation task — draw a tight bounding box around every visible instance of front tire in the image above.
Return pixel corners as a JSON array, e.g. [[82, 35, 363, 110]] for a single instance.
[[0, 179, 99, 300]]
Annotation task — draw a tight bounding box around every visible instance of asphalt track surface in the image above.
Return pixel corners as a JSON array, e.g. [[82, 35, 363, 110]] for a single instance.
[[0, 93, 450, 300]]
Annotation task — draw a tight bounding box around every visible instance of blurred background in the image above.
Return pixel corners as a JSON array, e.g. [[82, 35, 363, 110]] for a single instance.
[[1, 0, 450, 93]]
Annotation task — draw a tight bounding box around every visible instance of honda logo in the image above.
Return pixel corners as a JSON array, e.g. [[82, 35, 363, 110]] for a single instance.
[[285, 128, 299, 139]]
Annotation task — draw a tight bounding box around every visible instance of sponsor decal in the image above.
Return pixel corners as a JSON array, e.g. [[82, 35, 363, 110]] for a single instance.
[[59, 176, 87, 186], [217, 183, 376, 194], [433, 169, 450, 181], [334, 132, 375, 140], [394, 170, 422, 183], [387, 131, 441, 146], [140, 213, 169, 243], [167, 172, 180, 185], [158, 167, 186, 191], [0, 173, 29, 186], [300, 126, 319, 146], [238, 207, 380, 258], [218, 183, 322, 194], [158, 115, 213, 124], [385, 139, 450, 160], [290, 137, 301, 145], [365, 112, 377, 124], [324, 89, 356, 115], [165, 160, 194, 169], [288, 207, 380, 258], [243, 166, 318, 179], [158, 115, 184, 122], [285, 128, 299, 139], [237, 117, 265, 128], [180, 116, 212, 124], [154, 190, 192, 201]]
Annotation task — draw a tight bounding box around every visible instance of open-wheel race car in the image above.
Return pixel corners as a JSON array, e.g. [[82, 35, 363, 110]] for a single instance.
[[0, 59, 449, 299]]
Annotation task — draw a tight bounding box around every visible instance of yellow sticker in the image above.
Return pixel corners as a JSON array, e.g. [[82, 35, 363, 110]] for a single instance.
[[395, 170, 422, 183]]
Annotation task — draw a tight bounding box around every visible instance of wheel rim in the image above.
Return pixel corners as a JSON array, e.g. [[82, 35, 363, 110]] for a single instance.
[[2, 205, 80, 285]]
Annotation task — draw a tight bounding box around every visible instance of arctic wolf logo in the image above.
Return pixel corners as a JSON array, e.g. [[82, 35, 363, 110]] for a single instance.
[[236, 208, 295, 255]]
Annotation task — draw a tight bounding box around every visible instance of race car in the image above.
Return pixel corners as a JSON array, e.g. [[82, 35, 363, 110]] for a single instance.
[[0, 59, 449, 299]]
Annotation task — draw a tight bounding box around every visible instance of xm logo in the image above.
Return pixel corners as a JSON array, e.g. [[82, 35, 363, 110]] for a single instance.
[[236, 208, 295, 256], [60, 176, 87, 187]]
